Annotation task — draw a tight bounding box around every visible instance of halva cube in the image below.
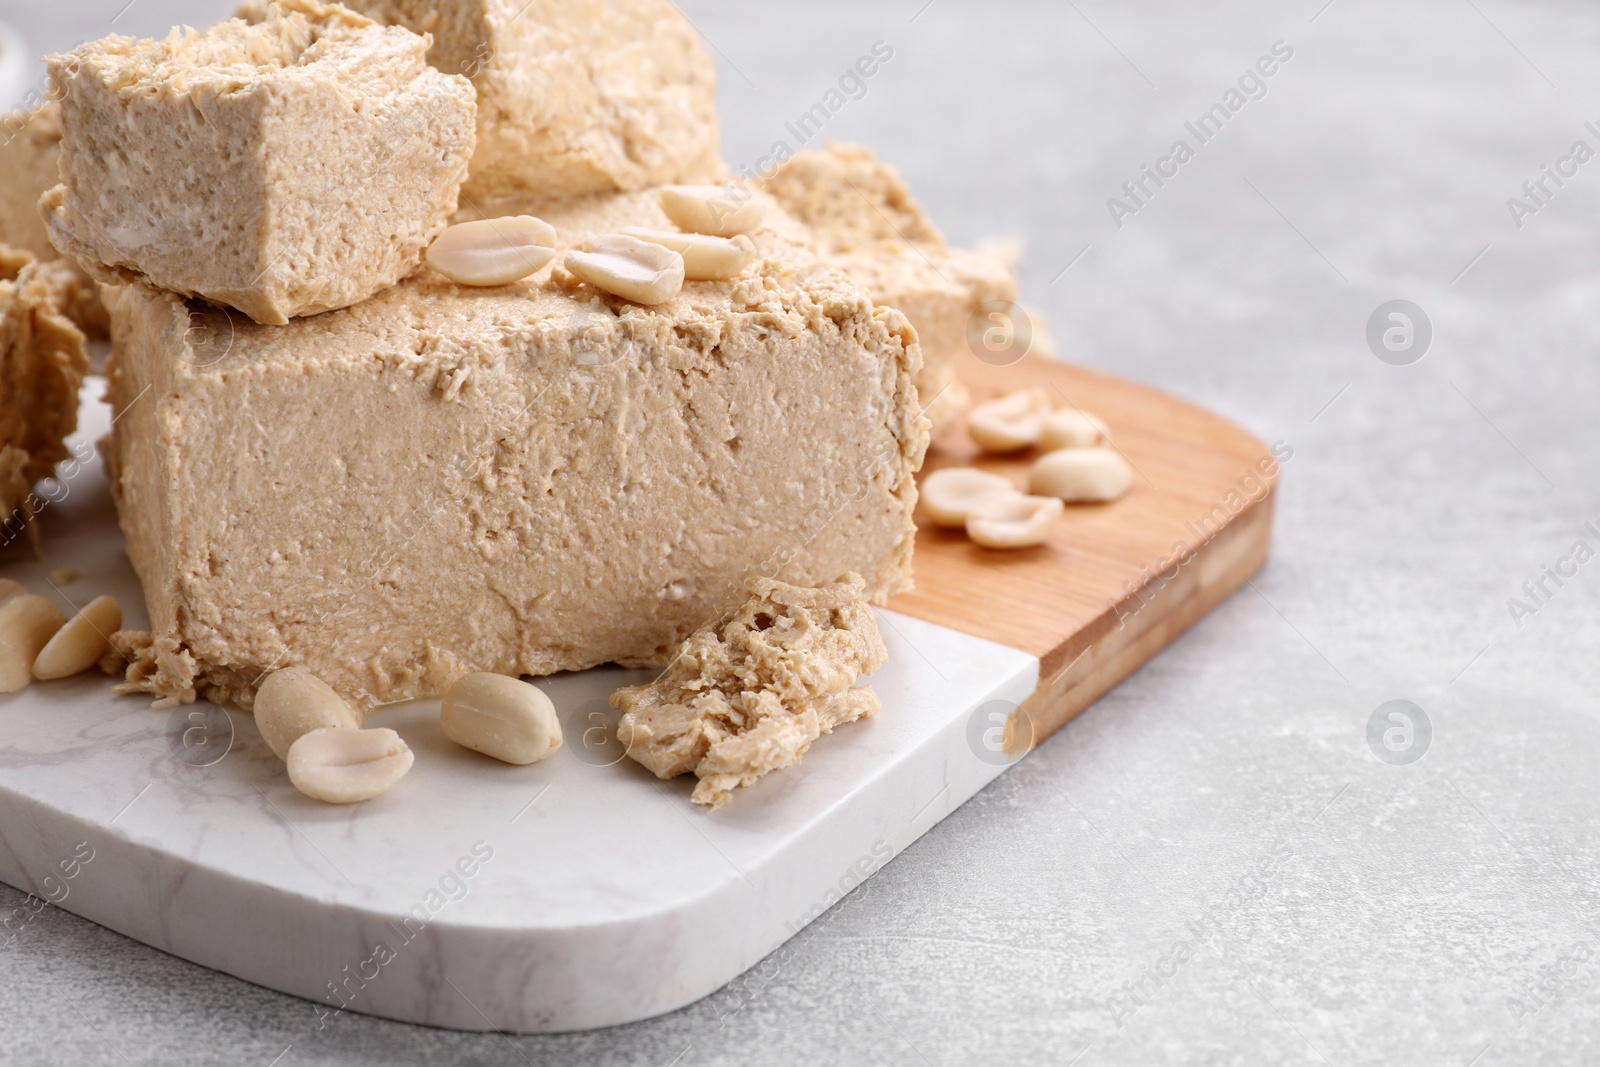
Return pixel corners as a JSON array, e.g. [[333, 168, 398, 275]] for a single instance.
[[43, 0, 476, 325]]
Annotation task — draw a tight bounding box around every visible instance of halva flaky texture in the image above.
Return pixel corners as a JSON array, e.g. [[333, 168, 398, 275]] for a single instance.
[[326, 0, 721, 202], [42, 0, 476, 325], [763, 143, 1016, 434], [0, 104, 109, 337], [100, 189, 926, 710], [0, 105, 66, 264], [612, 573, 887, 808], [0, 247, 90, 541]]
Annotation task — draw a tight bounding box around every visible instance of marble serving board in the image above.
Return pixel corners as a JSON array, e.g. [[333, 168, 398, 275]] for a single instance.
[[0, 353, 1275, 1033]]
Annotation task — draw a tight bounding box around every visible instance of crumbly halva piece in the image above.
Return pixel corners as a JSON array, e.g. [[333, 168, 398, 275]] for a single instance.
[[0, 247, 90, 543], [100, 189, 926, 710], [43, 0, 477, 325], [318, 0, 721, 202], [0, 104, 65, 264], [612, 574, 888, 808], [762, 143, 1017, 434], [0, 104, 109, 338]]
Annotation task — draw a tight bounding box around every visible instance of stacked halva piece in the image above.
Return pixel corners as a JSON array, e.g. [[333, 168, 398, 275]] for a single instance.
[[42, 1, 477, 324]]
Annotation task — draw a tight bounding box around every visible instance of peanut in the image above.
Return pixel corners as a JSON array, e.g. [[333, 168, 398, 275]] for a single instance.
[[920, 467, 1020, 528], [966, 494, 1065, 550], [565, 234, 685, 305], [1030, 448, 1132, 503], [657, 185, 764, 237], [441, 672, 563, 765], [287, 727, 413, 804], [254, 666, 362, 761], [621, 228, 754, 281], [967, 388, 1051, 453], [33, 595, 121, 681], [1039, 409, 1111, 451], [0, 595, 67, 694], [426, 216, 557, 286]]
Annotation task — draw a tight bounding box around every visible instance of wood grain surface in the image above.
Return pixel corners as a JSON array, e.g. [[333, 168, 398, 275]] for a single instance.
[[888, 353, 1281, 752]]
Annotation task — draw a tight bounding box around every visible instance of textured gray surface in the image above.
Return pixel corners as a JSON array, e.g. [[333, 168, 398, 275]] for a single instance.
[[3, 0, 1600, 1063]]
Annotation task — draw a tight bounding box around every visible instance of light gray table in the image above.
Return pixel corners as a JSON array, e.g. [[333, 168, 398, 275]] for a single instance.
[[3, 1, 1598, 1063]]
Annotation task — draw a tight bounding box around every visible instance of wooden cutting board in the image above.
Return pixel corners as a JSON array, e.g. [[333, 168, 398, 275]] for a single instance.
[[891, 353, 1279, 754], [0, 356, 1275, 1034]]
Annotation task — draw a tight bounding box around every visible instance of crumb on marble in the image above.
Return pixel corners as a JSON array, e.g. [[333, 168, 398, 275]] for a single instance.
[[611, 572, 888, 809]]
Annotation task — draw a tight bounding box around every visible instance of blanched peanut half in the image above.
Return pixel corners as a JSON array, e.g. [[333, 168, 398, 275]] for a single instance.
[[566, 234, 686, 305], [966, 493, 1065, 550], [658, 185, 765, 237], [1039, 408, 1110, 451], [0, 578, 24, 606], [920, 467, 1020, 528], [255, 666, 362, 760], [0, 595, 67, 694], [968, 388, 1052, 453], [426, 216, 557, 286], [621, 228, 754, 281], [33, 595, 121, 681], [1030, 448, 1132, 503], [287, 727, 413, 805], [441, 672, 563, 766]]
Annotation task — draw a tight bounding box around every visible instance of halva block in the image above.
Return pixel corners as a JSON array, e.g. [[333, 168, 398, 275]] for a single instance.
[[101, 191, 926, 709], [333, 0, 721, 202], [763, 143, 1017, 434], [43, 0, 476, 325]]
